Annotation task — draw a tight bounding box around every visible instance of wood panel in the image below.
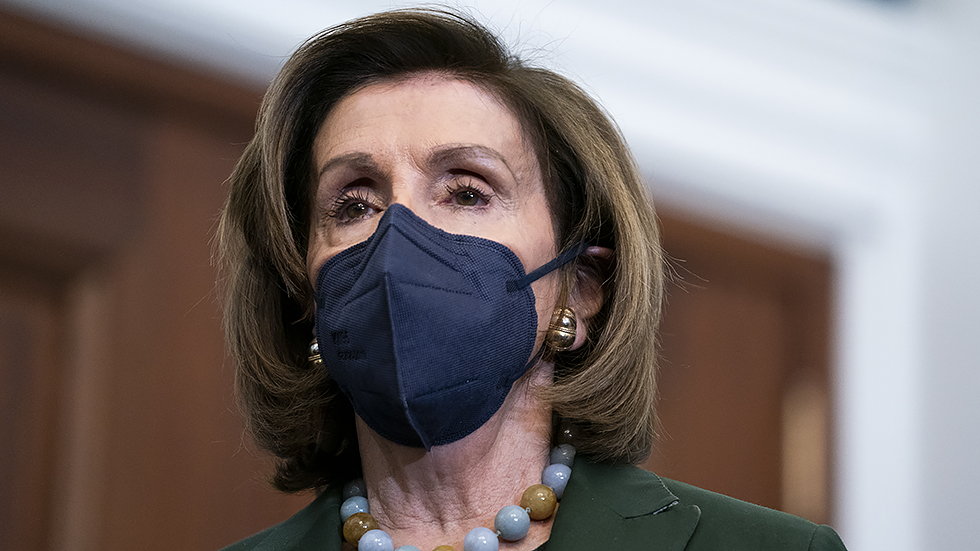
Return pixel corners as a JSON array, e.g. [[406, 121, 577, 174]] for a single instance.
[[646, 213, 833, 524], [0, 266, 62, 551], [0, 9, 310, 551], [0, 7, 835, 549]]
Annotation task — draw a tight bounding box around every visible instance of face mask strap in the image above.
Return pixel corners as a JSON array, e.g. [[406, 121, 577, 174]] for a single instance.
[[522, 347, 544, 373], [506, 242, 587, 292]]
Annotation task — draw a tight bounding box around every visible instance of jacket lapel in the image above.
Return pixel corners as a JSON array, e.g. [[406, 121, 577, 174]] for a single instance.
[[546, 459, 701, 551]]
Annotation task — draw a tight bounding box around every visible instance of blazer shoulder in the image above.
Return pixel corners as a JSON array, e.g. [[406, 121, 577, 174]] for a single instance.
[[662, 479, 846, 551], [217, 490, 342, 551], [219, 526, 275, 551]]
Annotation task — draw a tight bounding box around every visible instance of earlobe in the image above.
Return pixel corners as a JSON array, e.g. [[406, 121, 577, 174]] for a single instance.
[[568, 246, 612, 351]]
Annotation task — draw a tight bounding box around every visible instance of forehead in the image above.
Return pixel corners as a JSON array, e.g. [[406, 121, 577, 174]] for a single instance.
[[314, 74, 536, 165]]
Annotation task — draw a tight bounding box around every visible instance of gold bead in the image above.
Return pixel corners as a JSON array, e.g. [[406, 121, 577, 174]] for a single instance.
[[432, 546, 456, 551], [520, 484, 558, 520], [342, 512, 378, 544], [546, 307, 577, 352]]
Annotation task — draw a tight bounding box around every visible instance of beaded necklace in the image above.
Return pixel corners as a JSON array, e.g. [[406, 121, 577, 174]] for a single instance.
[[340, 444, 575, 551]]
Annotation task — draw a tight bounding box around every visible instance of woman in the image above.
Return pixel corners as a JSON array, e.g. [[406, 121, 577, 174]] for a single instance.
[[218, 9, 846, 551]]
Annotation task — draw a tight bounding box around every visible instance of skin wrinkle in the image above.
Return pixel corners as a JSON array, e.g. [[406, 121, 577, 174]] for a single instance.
[[357, 367, 555, 548], [312, 144, 525, 237], [218, 10, 663, 502], [316, 145, 521, 182], [309, 74, 568, 550], [307, 76, 557, 314]]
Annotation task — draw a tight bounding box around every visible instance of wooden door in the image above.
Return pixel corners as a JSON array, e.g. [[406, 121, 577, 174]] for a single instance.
[[0, 10, 310, 551], [646, 213, 833, 524], [0, 9, 834, 549]]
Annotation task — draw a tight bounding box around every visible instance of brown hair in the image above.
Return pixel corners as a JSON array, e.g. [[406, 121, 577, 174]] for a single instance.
[[217, 8, 663, 492]]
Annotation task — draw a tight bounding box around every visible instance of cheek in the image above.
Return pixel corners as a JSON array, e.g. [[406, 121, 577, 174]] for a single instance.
[[306, 247, 319, 288], [306, 241, 351, 292], [306, 244, 326, 290], [512, 209, 560, 348], [530, 271, 562, 347]]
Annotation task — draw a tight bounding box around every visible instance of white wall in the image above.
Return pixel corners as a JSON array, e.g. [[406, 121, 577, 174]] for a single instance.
[[917, 2, 980, 549], [3, 0, 978, 548]]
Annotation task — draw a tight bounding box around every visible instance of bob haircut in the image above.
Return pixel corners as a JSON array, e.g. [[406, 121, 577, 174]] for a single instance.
[[218, 8, 664, 492]]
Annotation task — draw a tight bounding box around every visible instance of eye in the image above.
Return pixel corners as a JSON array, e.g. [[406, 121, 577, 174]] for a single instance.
[[444, 174, 492, 208], [453, 189, 481, 206], [325, 187, 381, 222], [343, 201, 371, 219]]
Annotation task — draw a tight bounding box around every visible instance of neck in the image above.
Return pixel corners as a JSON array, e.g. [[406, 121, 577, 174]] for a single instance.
[[355, 367, 554, 551]]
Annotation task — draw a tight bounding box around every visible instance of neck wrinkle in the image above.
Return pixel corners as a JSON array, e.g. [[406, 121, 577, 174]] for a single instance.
[[355, 367, 554, 550]]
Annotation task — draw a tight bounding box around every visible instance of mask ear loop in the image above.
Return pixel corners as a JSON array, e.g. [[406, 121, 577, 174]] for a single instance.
[[505, 242, 587, 292], [509, 243, 588, 371]]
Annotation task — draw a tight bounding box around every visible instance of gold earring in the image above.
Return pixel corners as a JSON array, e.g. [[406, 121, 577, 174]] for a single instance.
[[308, 338, 323, 367], [546, 307, 577, 352]]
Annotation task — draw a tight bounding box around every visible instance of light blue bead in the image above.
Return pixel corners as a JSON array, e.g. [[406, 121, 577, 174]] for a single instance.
[[542, 463, 571, 499], [343, 477, 367, 499], [463, 526, 499, 551], [394, 547, 421, 551], [550, 444, 576, 467], [358, 529, 394, 551], [494, 505, 530, 541], [340, 495, 370, 521]]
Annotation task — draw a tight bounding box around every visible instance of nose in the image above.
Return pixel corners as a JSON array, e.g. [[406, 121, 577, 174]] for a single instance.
[[374, 171, 464, 237], [385, 181, 438, 231]]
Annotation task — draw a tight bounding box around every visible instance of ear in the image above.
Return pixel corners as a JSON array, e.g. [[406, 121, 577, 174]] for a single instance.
[[568, 246, 613, 351]]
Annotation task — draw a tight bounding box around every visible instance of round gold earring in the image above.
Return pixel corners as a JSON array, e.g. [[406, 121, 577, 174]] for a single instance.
[[546, 307, 577, 352], [308, 338, 323, 367]]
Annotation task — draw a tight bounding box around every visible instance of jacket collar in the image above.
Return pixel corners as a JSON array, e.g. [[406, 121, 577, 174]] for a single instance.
[[545, 458, 701, 551]]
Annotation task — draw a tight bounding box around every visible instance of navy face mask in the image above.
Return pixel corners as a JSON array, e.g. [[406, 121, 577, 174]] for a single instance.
[[314, 204, 582, 449]]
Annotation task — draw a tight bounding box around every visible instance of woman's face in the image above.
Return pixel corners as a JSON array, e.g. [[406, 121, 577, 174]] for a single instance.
[[307, 74, 560, 346]]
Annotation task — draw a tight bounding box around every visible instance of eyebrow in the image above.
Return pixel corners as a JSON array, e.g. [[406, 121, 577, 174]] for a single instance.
[[317, 144, 516, 181], [428, 144, 512, 172], [316, 152, 380, 180]]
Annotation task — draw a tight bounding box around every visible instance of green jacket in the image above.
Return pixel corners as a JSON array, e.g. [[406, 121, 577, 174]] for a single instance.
[[222, 459, 846, 550]]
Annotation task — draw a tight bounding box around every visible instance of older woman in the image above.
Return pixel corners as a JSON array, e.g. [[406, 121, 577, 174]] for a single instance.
[[218, 9, 846, 551]]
